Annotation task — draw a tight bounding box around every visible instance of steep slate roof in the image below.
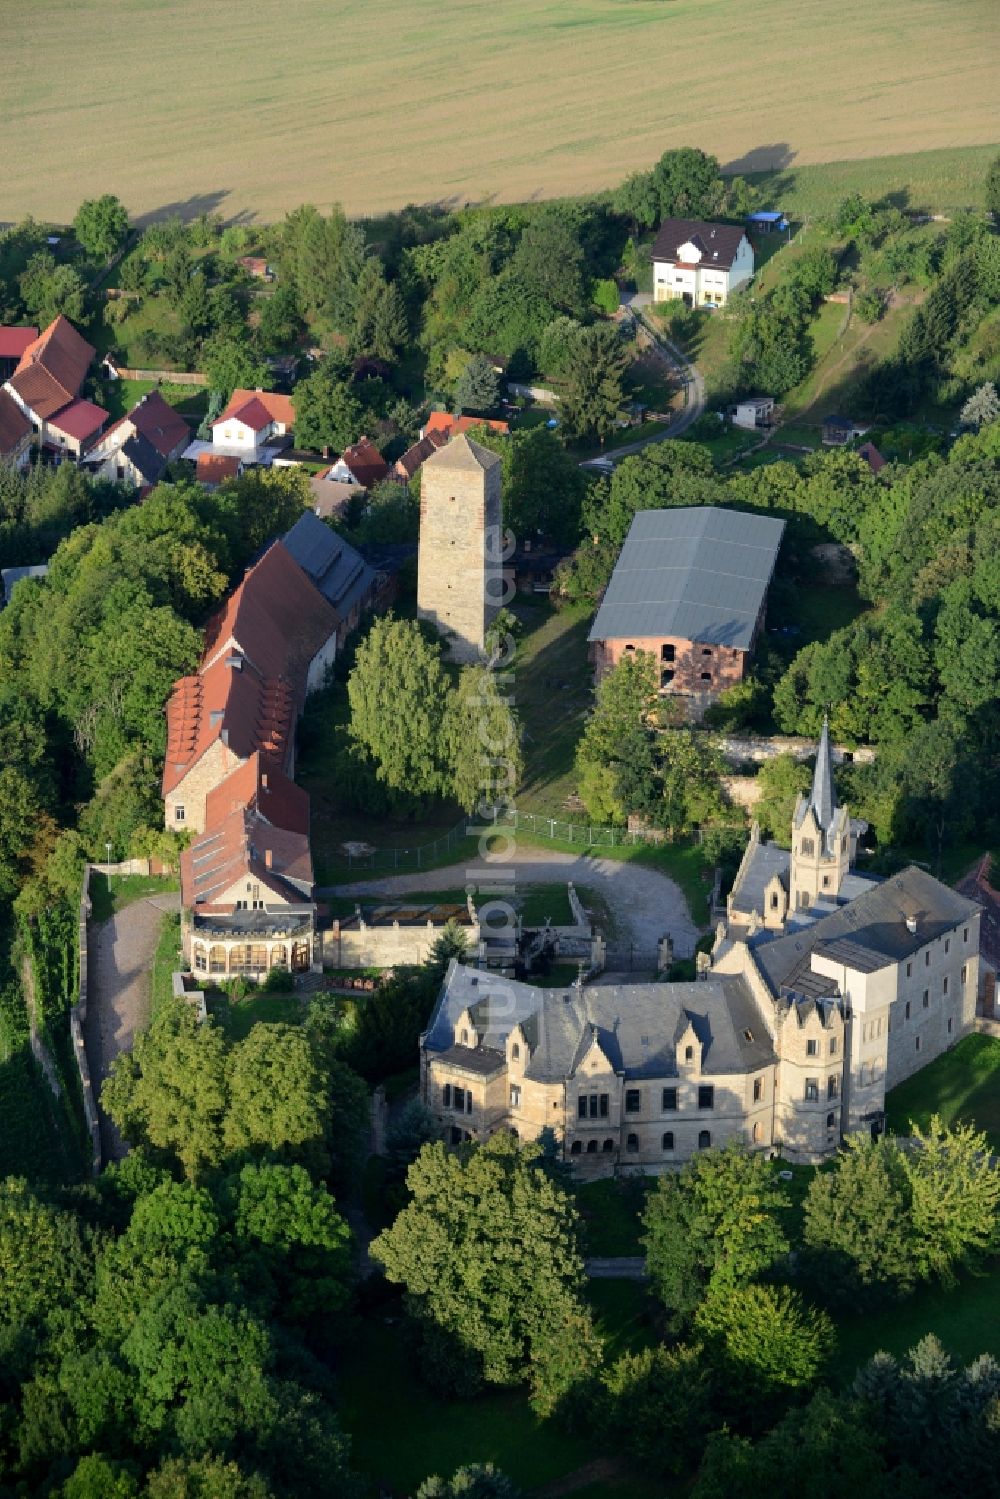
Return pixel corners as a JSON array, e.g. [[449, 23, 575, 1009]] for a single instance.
[[426, 963, 776, 1082], [422, 431, 501, 476], [130, 389, 191, 458], [588, 506, 785, 650], [46, 398, 107, 444], [795, 715, 835, 835], [749, 865, 980, 999], [0, 388, 32, 455], [282, 510, 375, 621], [181, 804, 313, 910], [162, 654, 294, 795], [651, 218, 748, 269], [121, 432, 168, 486], [0, 327, 38, 360], [205, 751, 310, 836], [8, 316, 94, 419], [213, 388, 295, 429], [201, 541, 338, 704]]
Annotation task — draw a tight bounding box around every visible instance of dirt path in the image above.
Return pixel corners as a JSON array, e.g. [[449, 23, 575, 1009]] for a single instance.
[[82, 893, 179, 1162], [327, 845, 700, 956]]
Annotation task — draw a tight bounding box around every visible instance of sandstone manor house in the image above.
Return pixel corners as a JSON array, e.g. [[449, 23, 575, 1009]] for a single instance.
[[420, 723, 981, 1172]]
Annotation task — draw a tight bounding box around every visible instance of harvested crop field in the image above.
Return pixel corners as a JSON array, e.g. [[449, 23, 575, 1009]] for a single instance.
[[6, 0, 998, 224]]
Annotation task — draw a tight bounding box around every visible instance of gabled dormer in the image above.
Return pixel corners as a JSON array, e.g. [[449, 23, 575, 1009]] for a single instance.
[[573, 1025, 614, 1081], [675, 1015, 702, 1075], [507, 1023, 530, 1073], [454, 1007, 479, 1049]]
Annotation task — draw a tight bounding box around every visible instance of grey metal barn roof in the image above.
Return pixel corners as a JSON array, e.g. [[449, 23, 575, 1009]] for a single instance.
[[588, 506, 785, 650]]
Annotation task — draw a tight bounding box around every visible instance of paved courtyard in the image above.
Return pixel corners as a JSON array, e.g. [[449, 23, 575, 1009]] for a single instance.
[[83, 893, 179, 1162]]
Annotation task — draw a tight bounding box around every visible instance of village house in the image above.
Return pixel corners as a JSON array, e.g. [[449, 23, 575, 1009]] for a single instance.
[[162, 540, 339, 832], [282, 510, 384, 646], [205, 388, 295, 463], [0, 388, 33, 469], [0, 326, 38, 382], [420, 726, 981, 1171], [731, 396, 775, 430], [2, 315, 104, 458], [588, 506, 785, 706], [85, 389, 191, 488], [822, 413, 869, 446], [180, 754, 317, 978], [196, 453, 243, 488], [324, 435, 388, 489], [651, 218, 754, 307], [238, 256, 273, 280], [420, 412, 510, 442], [393, 429, 448, 483]]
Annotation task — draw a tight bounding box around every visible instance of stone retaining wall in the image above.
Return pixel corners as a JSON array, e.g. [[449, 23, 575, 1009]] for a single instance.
[[74, 869, 102, 1176]]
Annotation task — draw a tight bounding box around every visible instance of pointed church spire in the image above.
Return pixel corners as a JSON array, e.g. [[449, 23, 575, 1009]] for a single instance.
[[807, 714, 836, 832]]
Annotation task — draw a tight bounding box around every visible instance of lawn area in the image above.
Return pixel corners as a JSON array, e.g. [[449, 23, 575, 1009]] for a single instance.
[[514, 599, 594, 819], [585, 1279, 658, 1362], [576, 1176, 650, 1257], [207, 989, 305, 1041], [89, 872, 179, 922], [829, 1268, 1000, 1383], [884, 1033, 1000, 1149], [150, 911, 183, 1021], [339, 1300, 662, 1498], [340, 1317, 595, 1498], [96, 376, 208, 423]]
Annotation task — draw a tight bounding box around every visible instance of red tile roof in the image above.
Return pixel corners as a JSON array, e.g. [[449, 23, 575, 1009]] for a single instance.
[[130, 389, 191, 459], [0, 388, 32, 456], [337, 435, 389, 488], [858, 441, 887, 475], [46, 397, 107, 444], [0, 327, 38, 360], [422, 411, 510, 440], [205, 751, 310, 836], [196, 453, 241, 485], [394, 428, 449, 480], [213, 388, 295, 430], [8, 316, 94, 420], [201, 541, 339, 706], [180, 804, 313, 910], [162, 654, 294, 796]]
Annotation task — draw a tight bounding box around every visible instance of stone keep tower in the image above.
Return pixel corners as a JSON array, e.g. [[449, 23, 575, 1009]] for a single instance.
[[418, 434, 502, 663], [789, 717, 852, 910]]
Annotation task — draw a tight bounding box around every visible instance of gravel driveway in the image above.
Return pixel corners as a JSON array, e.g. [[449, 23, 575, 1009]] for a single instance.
[[327, 845, 701, 957], [83, 893, 179, 1162]]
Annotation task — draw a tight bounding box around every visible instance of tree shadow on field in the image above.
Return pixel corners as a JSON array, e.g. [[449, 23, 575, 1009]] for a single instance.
[[723, 142, 798, 213], [133, 191, 257, 227]]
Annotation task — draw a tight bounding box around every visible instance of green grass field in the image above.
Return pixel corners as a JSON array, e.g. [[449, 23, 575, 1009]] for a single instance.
[[884, 1033, 1000, 1148], [5, 3, 996, 223]]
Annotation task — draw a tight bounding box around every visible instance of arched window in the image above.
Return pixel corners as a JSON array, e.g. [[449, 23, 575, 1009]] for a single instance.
[[626, 1133, 639, 1153], [586, 1139, 598, 1154], [770, 891, 779, 910], [602, 1138, 614, 1152], [698, 1129, 711, 1150], [461, 1029, 469, 1044], [509, 1127, 519, 1139], [826, 1112, 836, 1129], [192, 943, 207, 972], [685, 1045, 694, 1062], [570, 1140, 582, 1155], [511, 1043, 520, 1060], [801, 838, 814, 857], [700, 671, 711, 682], [662, 1131, 674, 1151], [751, 1122, 761, 1143]]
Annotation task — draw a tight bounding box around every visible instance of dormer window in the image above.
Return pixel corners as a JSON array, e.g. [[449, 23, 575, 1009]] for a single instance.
[[685, 1045, 693, 1062], [800, 838, 814, 857], [461, 1029, 469, 1044], [511, 1043, 520, 1060]]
